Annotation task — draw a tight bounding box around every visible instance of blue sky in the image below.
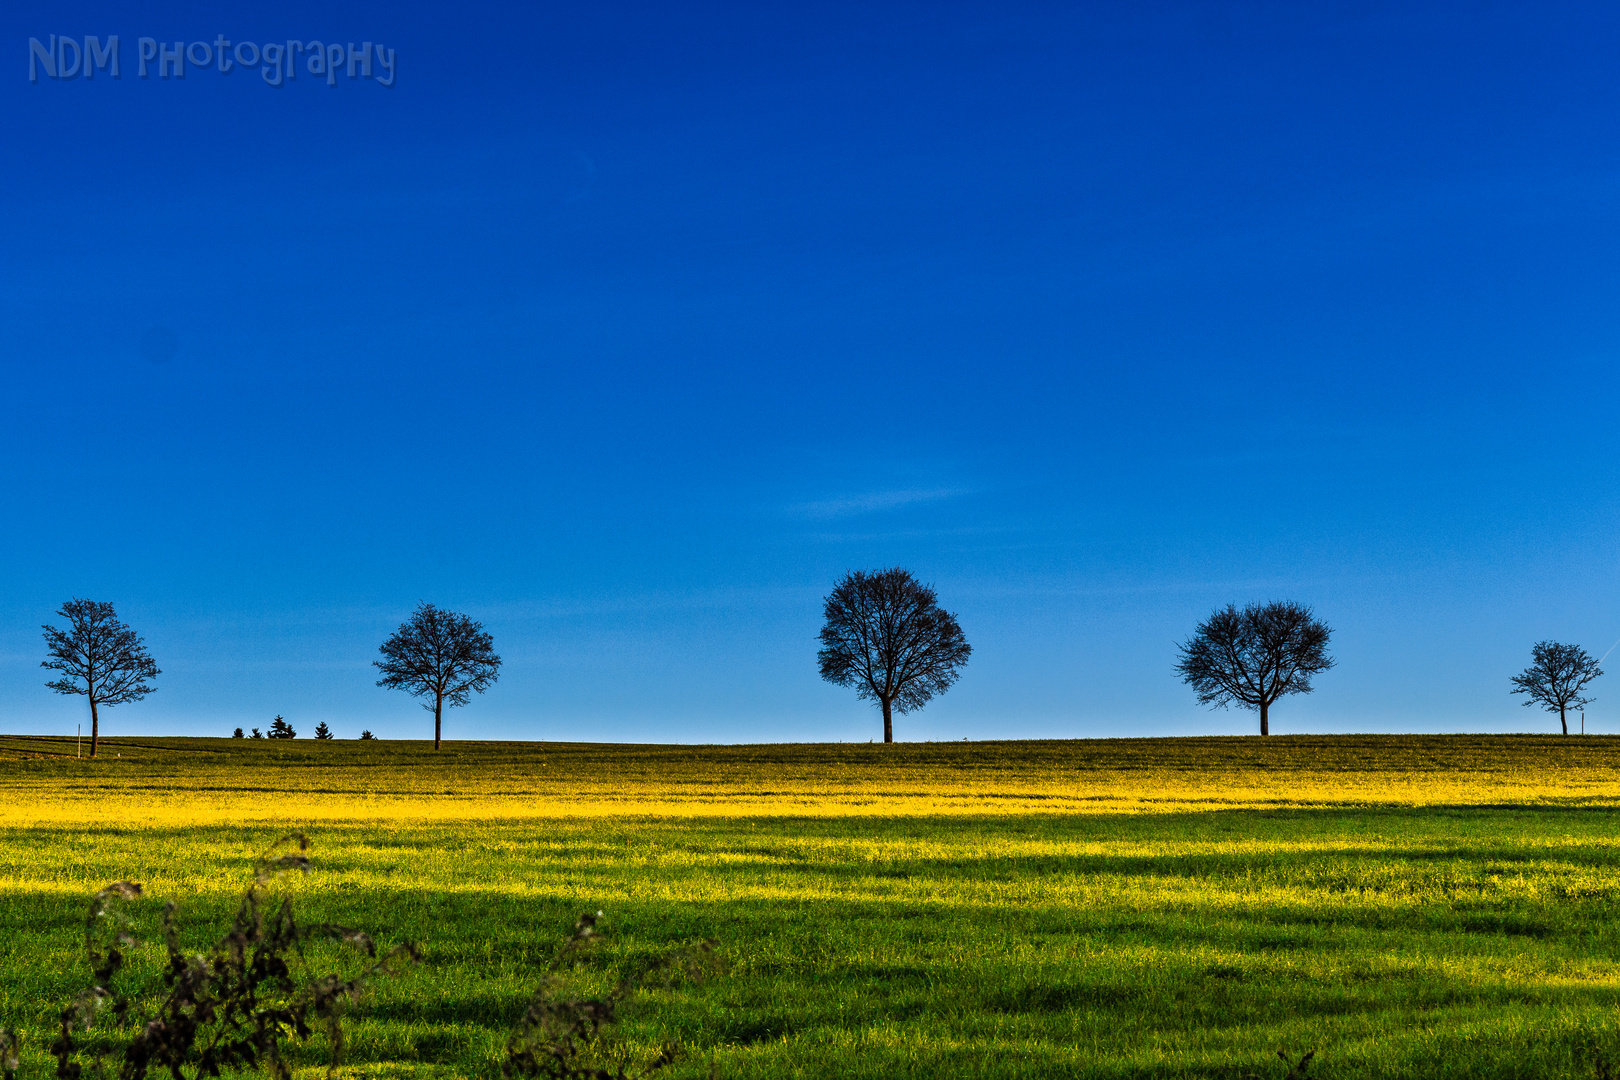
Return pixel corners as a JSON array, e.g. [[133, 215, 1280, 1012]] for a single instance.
[[4, 1, 1620, 742]]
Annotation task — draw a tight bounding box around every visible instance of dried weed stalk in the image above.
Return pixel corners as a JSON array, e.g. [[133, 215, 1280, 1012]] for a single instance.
[[49, 834, 419, 1080], [1278, 1048, 1316, 1079], [502, 910, 722, 1080], [0, 1027, 19, 1080], [34, 836, 720, 1080]]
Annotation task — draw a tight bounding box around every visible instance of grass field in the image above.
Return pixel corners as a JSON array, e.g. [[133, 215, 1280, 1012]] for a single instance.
[[4, 734, 1620, 1078]]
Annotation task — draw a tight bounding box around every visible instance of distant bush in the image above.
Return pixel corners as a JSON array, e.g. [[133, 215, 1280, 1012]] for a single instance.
[[232, 727, 244, 739], [250, 727, 263, 739], [267, 716, 296, 740], [358, 730, 376, 741], [314, 722, 333, 741]]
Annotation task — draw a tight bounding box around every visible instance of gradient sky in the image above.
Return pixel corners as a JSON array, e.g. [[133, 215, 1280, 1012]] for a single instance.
[[5, 1, 1620, 743]]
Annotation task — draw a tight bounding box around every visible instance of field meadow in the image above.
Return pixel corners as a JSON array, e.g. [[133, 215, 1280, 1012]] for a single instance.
[[4, 734, 1620, 1077]]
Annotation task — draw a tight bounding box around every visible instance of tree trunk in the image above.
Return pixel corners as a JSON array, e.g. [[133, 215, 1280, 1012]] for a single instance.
[[89, 696, 100, 759], [1259, 698, 1269, 737], [434, 693, 443, 750], [1560, 704, 1568, 735], [881, 697, 893, 744]]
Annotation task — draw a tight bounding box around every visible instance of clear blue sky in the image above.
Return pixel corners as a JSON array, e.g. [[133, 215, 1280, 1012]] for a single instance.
[[5, 0, 1620, 742]]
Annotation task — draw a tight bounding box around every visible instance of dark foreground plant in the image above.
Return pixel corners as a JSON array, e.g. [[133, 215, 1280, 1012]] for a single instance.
[[35, 838, 722, 1080], [0, 1027, 19, 1080], [49, 835, 419, 1080], [503, 911, 722, 1080], [1278, 1049, 1315, 1078]]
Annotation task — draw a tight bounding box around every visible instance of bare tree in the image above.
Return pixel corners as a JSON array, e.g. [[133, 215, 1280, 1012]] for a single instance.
[[1511, 640, 1601, 735], [817, 568, 971, 743], [41, 599, 160, 759], [375, 603, 502, 750], [1175, 601, 1334, 736]]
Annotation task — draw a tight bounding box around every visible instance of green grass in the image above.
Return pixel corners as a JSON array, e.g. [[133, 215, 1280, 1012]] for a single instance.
[[4, 735, 1620, 1077]]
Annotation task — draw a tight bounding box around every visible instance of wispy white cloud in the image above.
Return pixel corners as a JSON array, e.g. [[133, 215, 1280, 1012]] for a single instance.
[[788, 487, 970, 520]]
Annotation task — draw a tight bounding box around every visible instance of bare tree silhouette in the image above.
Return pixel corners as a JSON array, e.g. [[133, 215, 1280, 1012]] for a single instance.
[[375, 603, 502, 749], [42, 599, 160, 759], [817, 568, 971, 743], [1176, 601, 1334, 736], [1511, 640, 1601, 735]]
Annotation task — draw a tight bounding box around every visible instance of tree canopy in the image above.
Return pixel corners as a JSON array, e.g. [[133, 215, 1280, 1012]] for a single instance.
[[1175, 601, 1334, 736], [1511, 640, 1601, 735], [41, 599, 160, 759], [375, 603, 502, 750], [817, 568, 971, 743]]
